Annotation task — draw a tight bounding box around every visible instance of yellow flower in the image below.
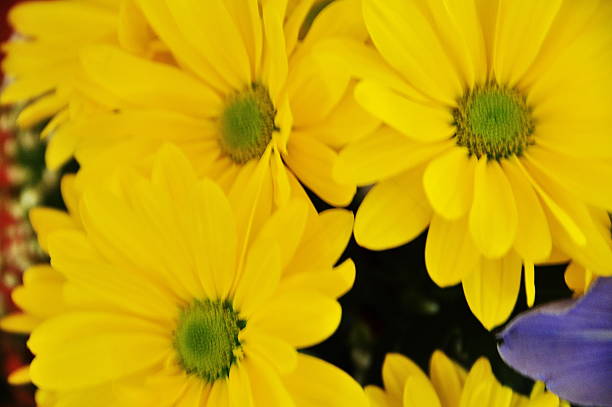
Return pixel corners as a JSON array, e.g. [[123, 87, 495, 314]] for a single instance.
[[326, 0, 612, 328], [2, 145, 367, 407], [367, 351, 568, 407], [44, 0, 378, 207], [1, 0, 113, 128]]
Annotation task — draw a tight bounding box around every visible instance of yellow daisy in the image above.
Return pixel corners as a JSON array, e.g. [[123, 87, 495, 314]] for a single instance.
[[2, 145, 367, 407], [326, 0, 612, 328], [44, 0, 378, 207], [366, 351, 568, 407], [1, 0, 119, 129]]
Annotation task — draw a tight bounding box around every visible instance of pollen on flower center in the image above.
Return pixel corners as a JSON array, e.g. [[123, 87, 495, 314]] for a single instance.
[[454, 83, 535, 159], [173, 299, 246, 383], [219, 82, 276, 164]]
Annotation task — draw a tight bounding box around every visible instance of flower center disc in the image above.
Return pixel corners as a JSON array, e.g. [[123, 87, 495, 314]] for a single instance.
[[219, 83, 276, 164], [454, 83, 534, 159], [174, 299, 245, 382]]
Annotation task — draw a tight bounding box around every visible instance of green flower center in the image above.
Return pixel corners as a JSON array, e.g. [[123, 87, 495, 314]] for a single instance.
[[174, 299, 246, 383], [219, 83, 276, 164], [454, 83, 535, 159]]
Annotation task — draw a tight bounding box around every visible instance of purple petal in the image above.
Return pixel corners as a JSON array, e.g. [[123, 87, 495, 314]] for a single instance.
[[498, 277, 612, 407]]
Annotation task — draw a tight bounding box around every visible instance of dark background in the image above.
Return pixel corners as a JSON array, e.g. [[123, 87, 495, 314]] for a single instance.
[[0, 1, 575, 405]]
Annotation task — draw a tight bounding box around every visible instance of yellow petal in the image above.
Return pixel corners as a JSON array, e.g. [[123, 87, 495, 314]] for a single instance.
[[118, 0, 154, 56], [301, 83, 380, 150], [365, 386, 390, 407], [355, 81, 455, 142], [250, 290, 341, 348], [176, 379, 207, 407], [503, 159, 551, 262], [287, 208, 354, 275], [166, 0, 251, 88], [363, 0, 463, 105], [288, 51, 350, 128], [300, 0, 368, 48], [462, 252, 522, 330], [188, 179, 238, 300], [524, 260, 536, 307], [16, 92, 66, 128], [429, 351, 465, 407], [255, 199, 308, 269], [529, 393, 561, 407], [8, 366, 31, 386], [335, 127, 454, 186], [271, 149, 291, 206], [283, 354, 368, 407], [80, 45, 221, 117], [314, 38, 419, 100], [244, 352, 296, 407], [520, 0, 601, 89], [243, 329, 297, 374], [29, 207, 78, 252], [564, 262, 594, 295], [233, 239, 281, 317], [493, 0, 563, 86], [11, 282, 64, 319], [355, 170, 432, 251], [207, 378, 230, 407], [47, 230, 177, 322], [285, 134, 356, 206], [44, 114, 80, 170], [425, 215, 480, 287], [9, 1, 115, 39], [424, 149, 477, 220], [512, 157, 586, 247], [469, 159, 518, 258], [0, 313, 42, 334], [228, 149, 274, 268], [382, 353, 428, 403], [134, 0, 229, 92], [526, 147, 612, 211], [29, 317, 168, 390], [403, 374, 441, 407], [459, 358, 494, 407], [279, 258, 356, 299], [60, 174, 80, 220], [228, 364, 254, 407], [424, 0, 487, 88], [261, 2, 289, 104], [225, 0, 262, 79]]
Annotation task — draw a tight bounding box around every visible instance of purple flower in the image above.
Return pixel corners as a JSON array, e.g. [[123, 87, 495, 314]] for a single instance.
[[498, 277, 612, 407]]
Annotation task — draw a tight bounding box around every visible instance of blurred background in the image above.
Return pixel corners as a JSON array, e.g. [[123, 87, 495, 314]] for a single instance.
[[0, 1, 576, 406]]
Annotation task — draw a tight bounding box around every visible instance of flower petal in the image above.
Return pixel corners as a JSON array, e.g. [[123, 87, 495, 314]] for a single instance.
[[363, 0, 463, 105], [463, 251, 522, 330], [493, 0, 563, 86], [425, 215, 480, 287], [354, 81, 455, 143], [424, 149, 476, 220], [250, 290, 341, 348], [284, 135, 356, 207], [355, 170, 432, 251], [469, 159, 518, 258], [499, 277, 612, 407], [335, 126, 454, 186], [283, 354, 368, 407]]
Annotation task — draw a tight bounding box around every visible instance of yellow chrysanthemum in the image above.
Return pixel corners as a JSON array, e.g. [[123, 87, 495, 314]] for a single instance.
[[1, 145, 367, 407], [0, 0, 152, 130], [366, 351, 568, 407], [325, 0, 612, 328], [42, 0, 378, 207]]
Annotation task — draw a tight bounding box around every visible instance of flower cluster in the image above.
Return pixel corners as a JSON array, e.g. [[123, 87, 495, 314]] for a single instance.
[[0, 0, 610, 406]]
